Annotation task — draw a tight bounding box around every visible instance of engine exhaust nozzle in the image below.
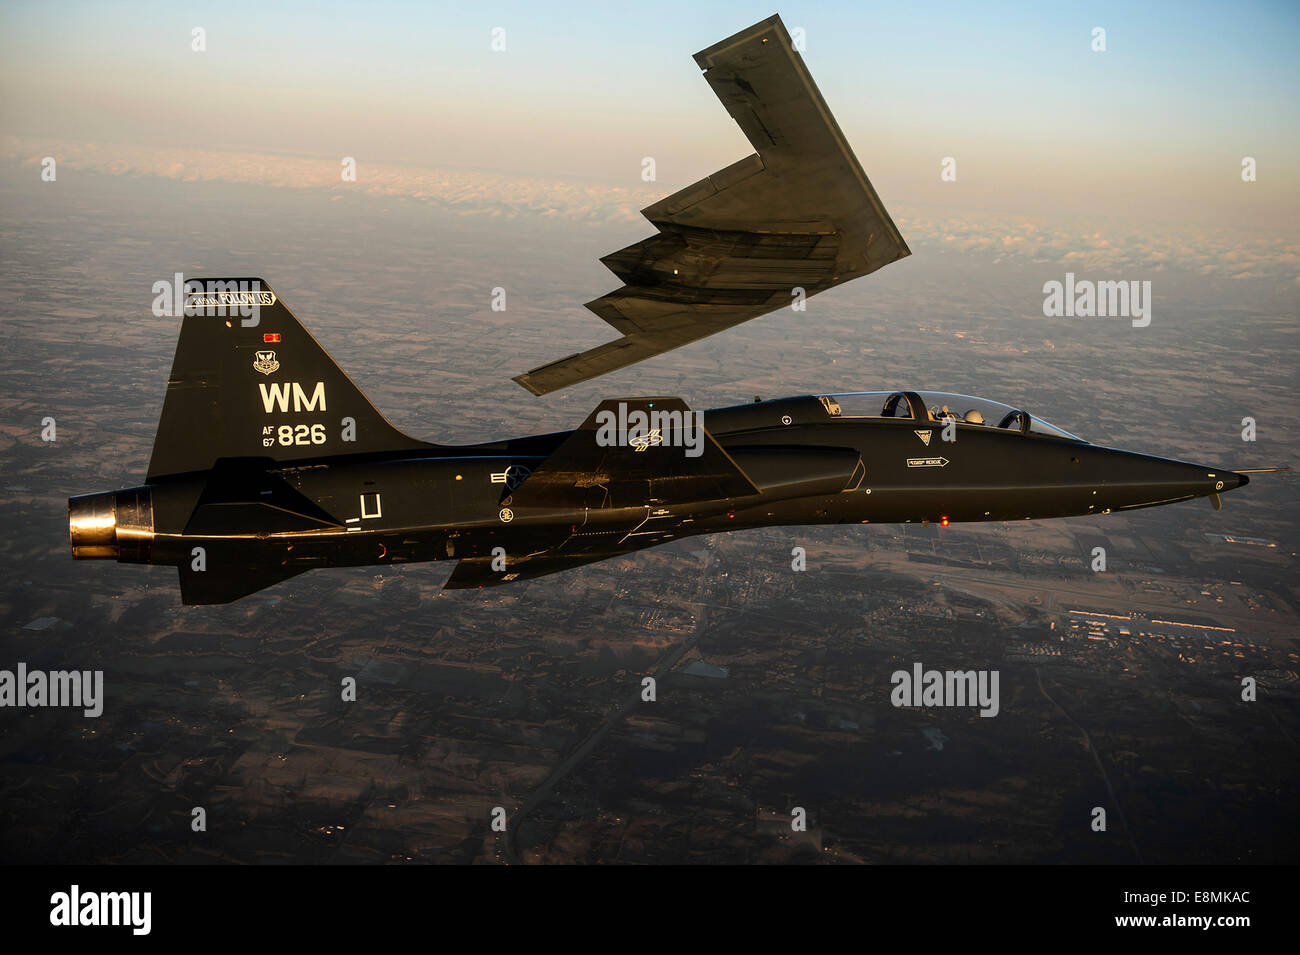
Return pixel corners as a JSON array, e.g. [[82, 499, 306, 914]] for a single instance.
[[69, 487, 153, 561]]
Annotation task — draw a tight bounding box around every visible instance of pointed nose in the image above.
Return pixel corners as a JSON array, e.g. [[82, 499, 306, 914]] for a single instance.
[[1088, 449, 1249, 513], [1172, 462, 1245, 497], [1204, 469, 1248, 494]]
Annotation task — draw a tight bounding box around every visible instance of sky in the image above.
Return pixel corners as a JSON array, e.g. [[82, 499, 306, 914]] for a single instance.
[[1, 1, 1297, 234]]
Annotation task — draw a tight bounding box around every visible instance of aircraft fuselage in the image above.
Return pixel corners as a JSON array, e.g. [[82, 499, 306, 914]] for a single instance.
[[70, 392, 1247, 601]]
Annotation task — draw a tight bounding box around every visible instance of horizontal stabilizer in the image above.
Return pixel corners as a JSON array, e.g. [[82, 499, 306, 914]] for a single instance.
[[177, 561, 305, 605], [183, 459, 343, 535]]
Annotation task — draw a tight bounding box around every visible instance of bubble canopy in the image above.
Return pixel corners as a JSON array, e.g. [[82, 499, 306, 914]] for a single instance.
[[817, 391, 1083, 442]]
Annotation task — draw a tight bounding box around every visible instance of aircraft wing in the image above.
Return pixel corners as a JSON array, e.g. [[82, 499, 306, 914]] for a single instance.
[[446, 397, 757, 588], [513, 14, 909, 396], [507, 397, 759, 509], [444, 549, 641, 590]]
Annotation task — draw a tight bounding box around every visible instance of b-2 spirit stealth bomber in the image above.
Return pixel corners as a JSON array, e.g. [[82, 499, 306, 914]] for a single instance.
[[514, 15, 909, 395]]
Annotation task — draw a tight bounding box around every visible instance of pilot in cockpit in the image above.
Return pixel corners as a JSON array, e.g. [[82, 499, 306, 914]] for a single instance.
[[932, 403, 987, 425]]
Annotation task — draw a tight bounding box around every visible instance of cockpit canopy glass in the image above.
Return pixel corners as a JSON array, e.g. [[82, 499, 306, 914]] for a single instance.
[[817, 391, 1082, 442]]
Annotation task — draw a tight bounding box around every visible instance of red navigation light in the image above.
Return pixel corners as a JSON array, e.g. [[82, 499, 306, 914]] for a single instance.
[[263, 333, 281, 342], [940, 516, 950, 527]]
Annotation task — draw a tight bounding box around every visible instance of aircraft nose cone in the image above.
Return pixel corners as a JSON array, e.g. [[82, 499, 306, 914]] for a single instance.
[[1207, 470, 1247, 493], [1157, 458, 1244, 496], [1090, 449, 1250, 513]]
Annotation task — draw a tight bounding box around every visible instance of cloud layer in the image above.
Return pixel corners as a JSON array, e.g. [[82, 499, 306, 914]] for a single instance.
[[5, 136, 1297, 284]]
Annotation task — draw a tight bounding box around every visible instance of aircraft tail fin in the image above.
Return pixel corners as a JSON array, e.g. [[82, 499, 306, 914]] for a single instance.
[[147, 278, 428, 480]]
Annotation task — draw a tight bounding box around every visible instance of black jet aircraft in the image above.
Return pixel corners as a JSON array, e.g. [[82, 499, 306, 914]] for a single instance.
[[69, 280, 1266, 604], [67, 15, 1281, 603]]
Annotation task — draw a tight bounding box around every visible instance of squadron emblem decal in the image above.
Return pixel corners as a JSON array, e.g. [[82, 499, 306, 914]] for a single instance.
[[914, 430, 933, 446], [629, 429, 664, 452], [253, 350, 280, 376]]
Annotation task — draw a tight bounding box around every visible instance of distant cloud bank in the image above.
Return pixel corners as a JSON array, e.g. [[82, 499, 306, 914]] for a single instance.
[[5, 136, 1297, 284], [1, 135, 658, 224], [900, 210, 1300, 283]]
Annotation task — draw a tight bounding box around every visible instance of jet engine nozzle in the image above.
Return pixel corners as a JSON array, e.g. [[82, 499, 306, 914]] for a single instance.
[[69, 492, 116, 559], [69, 487, 154, 562]]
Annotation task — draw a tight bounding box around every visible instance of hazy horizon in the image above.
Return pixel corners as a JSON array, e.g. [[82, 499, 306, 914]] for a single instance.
[[2, 0, 1298, 232]]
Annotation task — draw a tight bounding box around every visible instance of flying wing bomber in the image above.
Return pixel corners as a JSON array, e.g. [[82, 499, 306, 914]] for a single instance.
[[513, 14, 910, 396], [69, 280, 1275, 604]]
